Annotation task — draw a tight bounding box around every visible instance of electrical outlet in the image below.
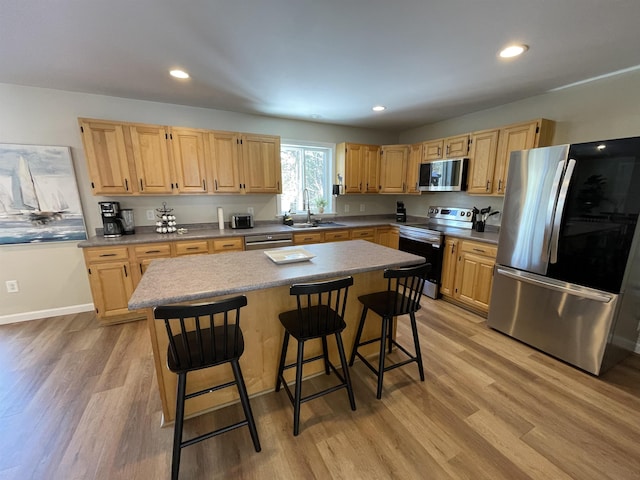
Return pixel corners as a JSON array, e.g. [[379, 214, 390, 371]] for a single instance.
[[6, 280, 19, 293], [344, 204, 350, 213], [360, 204, 365, 212], [248, 207, 254, 215], [146, 210, 155, 221]]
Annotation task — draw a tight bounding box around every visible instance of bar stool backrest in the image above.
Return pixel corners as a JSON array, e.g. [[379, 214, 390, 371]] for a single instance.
[[154, 296, 247, 373], [384, 263, 430, 316]]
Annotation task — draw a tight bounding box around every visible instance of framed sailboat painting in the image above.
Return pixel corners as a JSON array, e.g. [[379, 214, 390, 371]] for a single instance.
[[0, 143, 87, 245]]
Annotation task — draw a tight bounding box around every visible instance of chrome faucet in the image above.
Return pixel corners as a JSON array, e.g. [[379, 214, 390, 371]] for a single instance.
[[303, 188, 312, 224]]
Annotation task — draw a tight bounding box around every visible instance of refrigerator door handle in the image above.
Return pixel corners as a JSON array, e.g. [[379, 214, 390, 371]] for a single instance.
[[543, 160, 566, 262], [496, 267, 613, 303], [549, 158, 576, 264]]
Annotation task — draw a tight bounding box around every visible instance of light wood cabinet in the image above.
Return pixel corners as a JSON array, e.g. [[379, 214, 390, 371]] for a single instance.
[[440, 237, 459, 297], [324, 229, 351, 242], [293, 231, 324, 245], [452, 239, 497, 314], [241, 134, 282, 193], [130, 243, 172, 286], [170, 127, 208, 193], [467, 128, 500, 194], [209, 131, 243, 193], [212, 237, 244, 253], [493, 119, 555, 195], [351, 227, 375, 242], [337, 143, 380, 194], [129, 123, 173, 194], [375, 226, 399, 249], [79, 119, 134, 195], [405, 143, 423, 194], [83, 247, 139, 323], [173, 240, 210, 256], [423, 139, 444, 161], [379, 144, 409, 193]]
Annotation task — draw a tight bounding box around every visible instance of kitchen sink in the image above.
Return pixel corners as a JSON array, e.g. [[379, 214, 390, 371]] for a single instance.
[[287, 221, 346, 228]]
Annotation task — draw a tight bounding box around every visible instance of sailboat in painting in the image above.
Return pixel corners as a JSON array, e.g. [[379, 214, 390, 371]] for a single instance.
[[11, 156, 68, 224]]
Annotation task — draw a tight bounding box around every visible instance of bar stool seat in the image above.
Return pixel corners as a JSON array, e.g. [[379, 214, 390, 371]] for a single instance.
[[154, 296, 261, 480], [275, 276, 356, 436], [349, 263, 429, 399]]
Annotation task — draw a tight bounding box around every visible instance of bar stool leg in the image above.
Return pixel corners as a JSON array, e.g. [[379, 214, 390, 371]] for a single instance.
[[387, 317, 394, 354], [172, 372, 187, 480], [335, 332, 356, 411], [321, 336, 330, 374], [293, 340, 305, 436], [376, 316, 390, 399], [231, 359, 262, 452], [410, 312, 425, 381], [349, 306, 368, 366], [275, 332, 290, 392]]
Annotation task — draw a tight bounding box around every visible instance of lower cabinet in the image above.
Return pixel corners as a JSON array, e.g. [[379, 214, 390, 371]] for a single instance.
[[83, 247, 139, 324], [375, 226, 399, 249], [440, 238, 497, 315]]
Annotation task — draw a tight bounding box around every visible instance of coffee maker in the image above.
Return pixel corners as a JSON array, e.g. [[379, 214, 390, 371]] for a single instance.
[[396, 201, 407, 222], [99, 201, 124, 237]]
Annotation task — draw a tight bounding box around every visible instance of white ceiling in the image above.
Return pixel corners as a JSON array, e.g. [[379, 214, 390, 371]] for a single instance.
[[2, 0, 640, 131]]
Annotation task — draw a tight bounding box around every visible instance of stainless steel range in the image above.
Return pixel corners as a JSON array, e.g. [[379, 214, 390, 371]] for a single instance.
[[398, 206, 473, 298]]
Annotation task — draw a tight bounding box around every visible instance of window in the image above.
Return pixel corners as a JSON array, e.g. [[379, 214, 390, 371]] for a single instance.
[[280, 142, 334, 214]]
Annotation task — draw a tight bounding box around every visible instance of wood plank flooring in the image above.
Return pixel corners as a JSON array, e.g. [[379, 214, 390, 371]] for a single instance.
[[1, 298, 639, 479]]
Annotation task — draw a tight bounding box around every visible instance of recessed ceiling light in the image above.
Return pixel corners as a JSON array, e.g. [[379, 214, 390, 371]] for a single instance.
[[372, 105, 386, 112], [499, 44, 529, 58], [170, 69, 190, 79]]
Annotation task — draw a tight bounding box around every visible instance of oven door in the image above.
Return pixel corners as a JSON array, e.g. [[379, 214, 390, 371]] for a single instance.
[[398, 235, 443, 299]]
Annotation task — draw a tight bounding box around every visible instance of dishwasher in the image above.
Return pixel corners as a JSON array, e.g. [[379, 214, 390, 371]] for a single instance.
[[244, 232, 294, 250]]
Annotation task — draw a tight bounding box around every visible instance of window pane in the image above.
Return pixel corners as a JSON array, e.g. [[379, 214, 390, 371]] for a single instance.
[[280, 143, 333, 214]]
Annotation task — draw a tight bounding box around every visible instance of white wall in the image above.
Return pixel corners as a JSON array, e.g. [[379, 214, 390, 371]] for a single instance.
[[0, 83, 397, 320]]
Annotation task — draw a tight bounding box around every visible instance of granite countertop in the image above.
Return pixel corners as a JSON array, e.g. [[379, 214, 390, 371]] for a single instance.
[[78, 214, 500, 247], [128, 240, 425, 309]]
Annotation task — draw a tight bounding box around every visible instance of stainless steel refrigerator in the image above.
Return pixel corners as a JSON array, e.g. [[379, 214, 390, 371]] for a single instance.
[[488, 136, 640, 375]]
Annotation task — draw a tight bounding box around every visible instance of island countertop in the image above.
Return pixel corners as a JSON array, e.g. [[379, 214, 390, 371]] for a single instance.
[[128, 240, 426, 310]]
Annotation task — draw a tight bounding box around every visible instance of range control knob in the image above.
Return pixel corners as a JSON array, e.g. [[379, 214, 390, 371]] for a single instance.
[[466, 211, 472, 216], [460, 211, 465, 216]]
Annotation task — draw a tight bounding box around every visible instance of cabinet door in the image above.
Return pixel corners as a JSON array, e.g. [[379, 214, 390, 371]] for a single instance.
[[405, 143, 423, 194], [87, 260, 134, 319], [351, 228, 375, 242], [241, 134, 281, 193], [445, 134, 470, 158], [212, 237, 244, 253], [79, 119, 133, 194], [293, 232, 324, 245], [375, 226, 399, 249], [130, 124, 173, 194], [423, 140, 444, 161], [342, 143, 365, 193], [170, 127, 208, 193], [324, 230, 351, 242], [440, 237, 458, 296], [453, 240, 497, 313], [130, 243, 172, 286], [209, 131, 242, 193], [174, 240, 211, 256], [467, 129, 499, 194], [379, 145, 408, 193], [362, 145, 381, 193]]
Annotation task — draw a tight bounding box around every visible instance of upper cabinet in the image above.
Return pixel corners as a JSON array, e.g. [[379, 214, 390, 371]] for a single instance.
[[466, 119, 555, 195], [169, 127, 209, 194], [79, 119, 134, 195], [422, 139, 443, 161], [443, 134, 470, 158], [493, 119, 555, 194], [405, 143, 423, 194], [79, 118, 281, 196], [379, 144, 408, 194], [337, 143, 380, 194]]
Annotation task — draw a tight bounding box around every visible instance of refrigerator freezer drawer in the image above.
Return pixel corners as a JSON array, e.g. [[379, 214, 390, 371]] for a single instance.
[[487, 267, 619, 375]]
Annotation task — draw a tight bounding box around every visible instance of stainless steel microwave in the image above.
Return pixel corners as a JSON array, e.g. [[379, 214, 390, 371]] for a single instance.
[[418, 158, 468, 192]]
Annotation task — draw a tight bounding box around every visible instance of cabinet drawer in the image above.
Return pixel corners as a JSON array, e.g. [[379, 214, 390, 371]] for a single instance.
[[132, 243, 172, 259], [212, 237, 243, 252], [460, 240, 497, 257], [325, 230, 351, 242], [350, 228, 375, 240], [294, 232, 324, 244], [174, 240, 210, 256], [84, 247, 129, 263]]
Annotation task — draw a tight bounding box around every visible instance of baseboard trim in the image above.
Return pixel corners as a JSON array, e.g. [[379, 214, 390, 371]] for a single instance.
[[0, 304, 95, 325]]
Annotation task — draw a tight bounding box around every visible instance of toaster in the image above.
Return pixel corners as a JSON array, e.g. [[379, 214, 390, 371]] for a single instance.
[[231, 214, 254, 229]]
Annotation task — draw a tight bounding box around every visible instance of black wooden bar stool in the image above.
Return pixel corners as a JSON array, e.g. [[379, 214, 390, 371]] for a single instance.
[[349, 263, 429, 399], [275, 276, 356, 435], [154, 296, 261, 480]]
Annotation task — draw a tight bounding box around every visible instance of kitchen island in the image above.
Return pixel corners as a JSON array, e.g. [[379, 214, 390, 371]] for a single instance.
[[129, 240, 425, 424]]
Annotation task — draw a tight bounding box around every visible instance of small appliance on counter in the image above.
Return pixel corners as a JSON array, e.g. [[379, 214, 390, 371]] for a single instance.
[[396, 201, 406, 222], [99, 201, 124, 237], [231, 214, 254, 229], [119, 208, 135, 235]]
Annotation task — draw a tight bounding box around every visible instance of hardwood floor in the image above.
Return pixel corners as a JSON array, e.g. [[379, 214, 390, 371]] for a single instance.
[[1, 298, 639, 479]]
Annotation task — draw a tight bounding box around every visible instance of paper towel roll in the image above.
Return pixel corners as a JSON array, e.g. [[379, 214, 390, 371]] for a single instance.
[[217, 207, 225, 230]]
